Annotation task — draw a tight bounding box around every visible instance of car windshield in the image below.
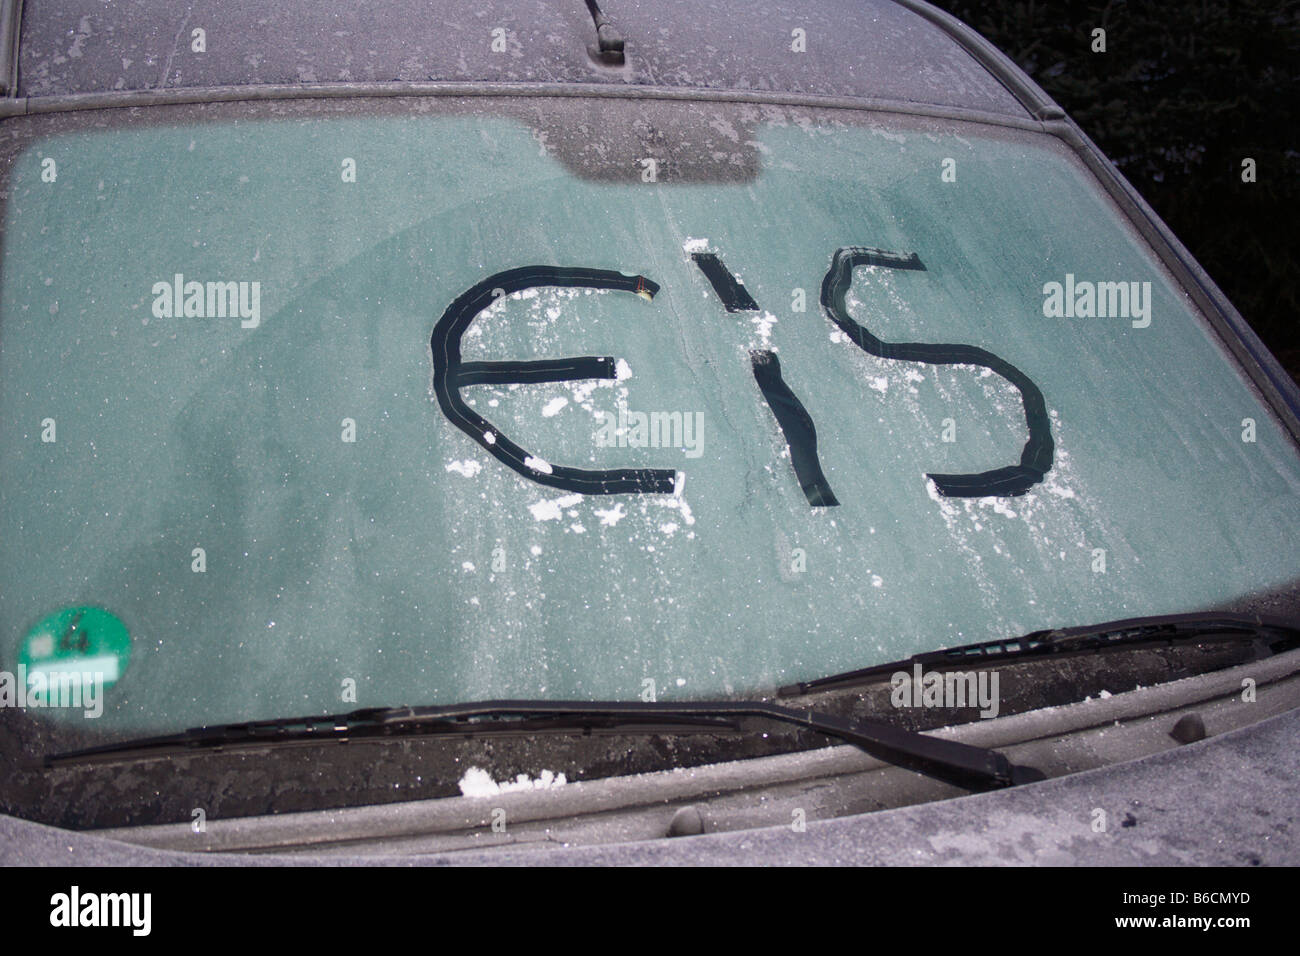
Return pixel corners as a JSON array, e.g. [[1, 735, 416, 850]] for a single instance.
[[3, 96, 1299, 736]]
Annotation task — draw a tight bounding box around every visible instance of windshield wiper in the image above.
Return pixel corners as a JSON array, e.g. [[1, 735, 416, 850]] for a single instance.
[[45, 698, 1043, 791], [778, 611, 1300, 696], [46, 613, 1295, 787], [583, 0, 625, 63]]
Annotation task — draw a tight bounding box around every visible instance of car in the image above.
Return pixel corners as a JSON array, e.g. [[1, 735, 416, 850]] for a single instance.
[[1, 0, 1298, 871]]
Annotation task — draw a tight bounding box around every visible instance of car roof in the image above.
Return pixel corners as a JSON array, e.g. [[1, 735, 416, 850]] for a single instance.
[[9, 0, 1056, 120]]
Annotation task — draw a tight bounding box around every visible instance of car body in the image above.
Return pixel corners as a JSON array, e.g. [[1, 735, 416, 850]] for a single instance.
[[1, 0, 1298, 866]]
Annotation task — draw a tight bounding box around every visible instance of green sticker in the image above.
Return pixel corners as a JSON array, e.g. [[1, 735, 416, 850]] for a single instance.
[[19, 606, 131, 692]]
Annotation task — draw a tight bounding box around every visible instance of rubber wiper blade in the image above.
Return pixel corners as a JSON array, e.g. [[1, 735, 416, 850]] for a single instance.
[[779, 611, 1300, 696], [45, 698, 1042, 791]]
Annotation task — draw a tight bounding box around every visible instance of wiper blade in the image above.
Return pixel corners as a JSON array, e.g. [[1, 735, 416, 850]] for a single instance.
[[779, 611, 1300, 696], [45, 698, 1043, 791]]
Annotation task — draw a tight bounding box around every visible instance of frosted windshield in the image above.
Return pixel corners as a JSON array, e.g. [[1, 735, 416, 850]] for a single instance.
[[3, 102, 1299, 732]]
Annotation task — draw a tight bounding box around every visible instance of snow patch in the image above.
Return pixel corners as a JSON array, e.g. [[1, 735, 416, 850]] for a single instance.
[[750, 311, 778, 346], [458, 767, 568, 797], [595, 503, 627, 526], [529, 493, 583, 521], [445, 459, 483, 478]]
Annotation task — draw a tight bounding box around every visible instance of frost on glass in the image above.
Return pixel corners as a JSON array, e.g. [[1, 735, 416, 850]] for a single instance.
[[2, 109, 1299, 731]]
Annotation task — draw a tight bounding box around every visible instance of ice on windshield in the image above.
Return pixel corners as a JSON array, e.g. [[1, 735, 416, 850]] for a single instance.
[[3, 106, 1299, 731]]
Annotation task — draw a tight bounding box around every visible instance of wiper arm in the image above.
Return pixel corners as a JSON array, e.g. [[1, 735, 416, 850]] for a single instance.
[[45, 698, 1043, 791], [779, 611, 1300, 696], [583, 0, 625, 63]]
